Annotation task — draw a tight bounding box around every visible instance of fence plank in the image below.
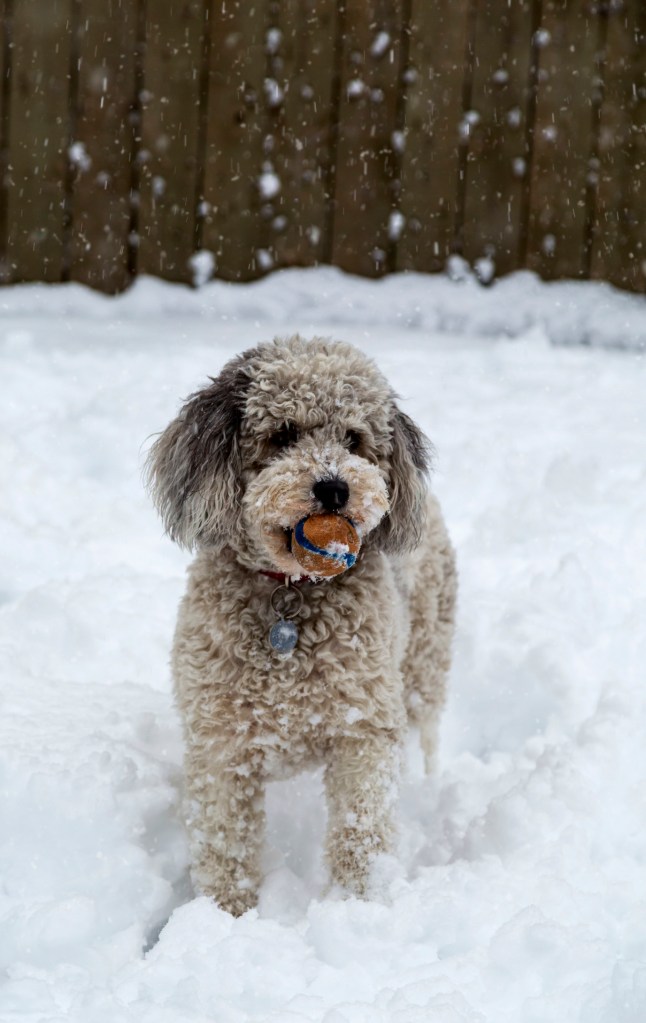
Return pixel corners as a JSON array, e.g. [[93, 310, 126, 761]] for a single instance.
[[268, 0, 338, 270], [0, 3, 8, 278], [591, 1, 646, 293], [5, 0, 71, 282], [331, 0, 404, 277], [527, 0, 601, 280], [396, 0, 471, 273], [66, 0, 137, 291], [199, 0, 269, 281], [138, 0, 203, 284], [462, 0, 534, 278]]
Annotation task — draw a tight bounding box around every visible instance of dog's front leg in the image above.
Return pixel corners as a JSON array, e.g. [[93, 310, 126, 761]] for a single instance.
[[184, 743, 265, 916], [324, 731, 401, 896]]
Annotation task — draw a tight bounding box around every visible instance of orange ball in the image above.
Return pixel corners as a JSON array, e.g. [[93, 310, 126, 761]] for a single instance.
[[292, 514, 361, 578]]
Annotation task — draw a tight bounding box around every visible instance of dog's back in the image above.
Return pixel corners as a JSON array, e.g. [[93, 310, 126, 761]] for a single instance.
[[392, 494, 457, 771]]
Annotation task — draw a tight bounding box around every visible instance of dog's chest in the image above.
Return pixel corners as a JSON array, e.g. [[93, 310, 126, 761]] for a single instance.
[[176, 554, 406, 764], [228, 582, 377, 706]]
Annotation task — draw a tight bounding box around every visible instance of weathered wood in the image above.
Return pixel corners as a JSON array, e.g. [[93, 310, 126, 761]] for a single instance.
[[462, 0, 535, 278], [331, 0, 405, 277], [66, 0, 137, 291], [527, 0, 602, 280], [591, 0, 646, 292], [268, 0, 338, 269], [397, 0, 472, 273], [138, 0, 204, 284], [199, 0, 269, 281], [5, 0, 71, 282], [0, 0, 645, 294], [0, 1, 9, 278]]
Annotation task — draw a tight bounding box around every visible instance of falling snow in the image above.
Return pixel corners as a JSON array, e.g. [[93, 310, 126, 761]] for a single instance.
[[370, 31, 391, 59], [257, 170, 281, 200]]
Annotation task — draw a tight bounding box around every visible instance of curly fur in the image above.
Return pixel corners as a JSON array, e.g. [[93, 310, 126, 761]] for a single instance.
[[146, 336, 457, 915]]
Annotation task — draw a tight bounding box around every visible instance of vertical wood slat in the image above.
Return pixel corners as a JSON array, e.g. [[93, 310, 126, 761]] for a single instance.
[[269, 0, 338, 269], [200, 0, 269, 281], [462, 0, 535, 277], [5, 0, 71, 282], [396, 0, 471, 273], [0, 1, 8, 278], [331, 0, 405, 277], [591, 0, 646, 293], [526, 0, 602, 280], [66, 0, 137, 291], [138, 0, 204, 283]]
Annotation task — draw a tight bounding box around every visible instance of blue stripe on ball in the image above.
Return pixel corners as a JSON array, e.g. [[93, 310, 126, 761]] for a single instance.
[[294, 518, 357, 568]]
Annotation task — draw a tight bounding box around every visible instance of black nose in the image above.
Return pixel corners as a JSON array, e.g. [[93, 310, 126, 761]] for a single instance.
[[313, 478, 350, 512]]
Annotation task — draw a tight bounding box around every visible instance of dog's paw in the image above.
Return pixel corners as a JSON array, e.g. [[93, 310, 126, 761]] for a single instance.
[[200, 883, 258, 917], [193, 868, 259, 917]]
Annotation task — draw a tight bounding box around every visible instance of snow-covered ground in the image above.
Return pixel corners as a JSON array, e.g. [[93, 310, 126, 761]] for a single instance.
[[1, 267, 645, 1022]]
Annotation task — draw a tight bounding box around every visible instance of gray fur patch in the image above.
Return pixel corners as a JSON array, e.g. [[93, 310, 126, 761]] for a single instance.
[[145, 349, 258, 550], [372, 404, 434, 553]]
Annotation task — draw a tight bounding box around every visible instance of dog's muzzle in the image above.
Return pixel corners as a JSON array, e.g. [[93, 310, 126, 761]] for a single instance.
[[312, 477, 349, 512]]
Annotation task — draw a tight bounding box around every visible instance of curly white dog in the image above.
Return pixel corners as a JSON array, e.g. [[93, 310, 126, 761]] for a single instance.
[[146, 336, 456, 915]]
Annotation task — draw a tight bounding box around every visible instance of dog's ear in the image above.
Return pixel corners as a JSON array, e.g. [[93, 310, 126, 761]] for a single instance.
[[145, 357, 251, 551], [373, 402, 433, 553]]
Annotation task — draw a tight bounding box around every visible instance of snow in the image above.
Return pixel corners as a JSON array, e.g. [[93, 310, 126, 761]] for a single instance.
[[391, 129, 406, 154], [473, 256, 495, 285], [388, 211, 406, 242], [370, 31, 392, 59], [1, 266, 645, 1022], [347, 79, 365, 99], [68, 141, 91, 172], [188, 250, 215, 288], [263, 78, 284, 110], [257, 170, 281, 201], [265, 28, 282, 56]]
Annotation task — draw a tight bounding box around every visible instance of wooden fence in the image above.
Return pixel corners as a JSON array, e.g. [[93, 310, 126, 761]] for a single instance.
[[0, 0, 644, 294]]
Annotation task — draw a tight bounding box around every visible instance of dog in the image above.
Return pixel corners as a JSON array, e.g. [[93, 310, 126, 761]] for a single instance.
[[146, 336, 456, 915]]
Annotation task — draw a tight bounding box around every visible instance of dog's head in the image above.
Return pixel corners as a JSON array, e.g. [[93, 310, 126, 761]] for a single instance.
[[145, 336, 431, 572]]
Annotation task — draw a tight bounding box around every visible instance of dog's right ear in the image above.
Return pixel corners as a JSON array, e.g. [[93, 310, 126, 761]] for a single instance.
[[145, 356, 251, 551]]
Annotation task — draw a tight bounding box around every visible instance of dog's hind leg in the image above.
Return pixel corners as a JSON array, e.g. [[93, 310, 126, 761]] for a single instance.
[[324, 731, 401, 896], [184, 744, 265, 916], [400, 495, 457, 773]]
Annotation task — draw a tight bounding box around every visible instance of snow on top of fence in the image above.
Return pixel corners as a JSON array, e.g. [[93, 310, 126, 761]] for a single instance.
[[0, 266, 643, 352]]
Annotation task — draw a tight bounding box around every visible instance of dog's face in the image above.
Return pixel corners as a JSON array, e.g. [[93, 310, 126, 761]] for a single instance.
[[146, 337, 430, 572]]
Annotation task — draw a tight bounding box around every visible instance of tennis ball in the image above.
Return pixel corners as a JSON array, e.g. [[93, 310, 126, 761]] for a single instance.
[[292, 514, 361, 577]]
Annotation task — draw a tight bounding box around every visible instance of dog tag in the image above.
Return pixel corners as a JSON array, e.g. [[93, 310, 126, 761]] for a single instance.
[[269, 579, 303, 654], [269, 618, 299, 654]]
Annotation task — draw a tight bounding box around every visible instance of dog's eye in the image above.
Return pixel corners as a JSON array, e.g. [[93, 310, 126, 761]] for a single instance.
[[270, 423, 299, 448], [345, 430, 362, 453]]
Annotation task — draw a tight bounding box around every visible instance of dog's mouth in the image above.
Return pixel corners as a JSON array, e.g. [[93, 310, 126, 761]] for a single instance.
[[249, 466, 390, 574], [281, 515, 348, 556]]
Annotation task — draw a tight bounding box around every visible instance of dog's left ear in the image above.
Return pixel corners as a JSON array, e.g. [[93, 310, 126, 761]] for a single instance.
[[145, 355, 251, 551], [373, 402, 433, 553]]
